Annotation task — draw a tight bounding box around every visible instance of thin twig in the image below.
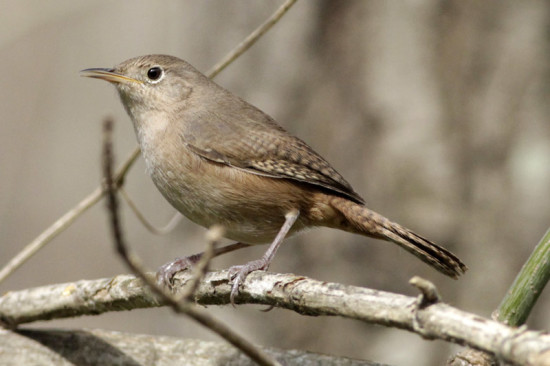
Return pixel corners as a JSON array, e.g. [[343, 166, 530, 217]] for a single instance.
[[206, 0, 298, 79], [102, 119, 282, 366], [409, 276, 441, 308], [119, 187, 183, 235], [0, 188, 101, 284], [0, 0, 297, 286], [178, 226, 224, 302]]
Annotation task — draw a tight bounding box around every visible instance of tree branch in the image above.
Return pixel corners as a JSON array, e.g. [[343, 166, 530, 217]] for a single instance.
[[1, 271, 549, 365]]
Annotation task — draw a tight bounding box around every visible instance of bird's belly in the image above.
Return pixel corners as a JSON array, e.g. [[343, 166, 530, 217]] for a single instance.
[[148, 157, 308, 245], [171, 193, 290, 244]]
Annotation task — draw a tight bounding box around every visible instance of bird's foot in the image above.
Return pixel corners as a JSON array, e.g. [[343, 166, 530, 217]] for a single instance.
[[228, 258, 269, 305], [156, 254, 202, 287]]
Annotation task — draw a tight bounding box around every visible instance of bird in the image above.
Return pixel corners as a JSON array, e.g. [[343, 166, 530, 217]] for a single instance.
[[81, 54, 467, 303]]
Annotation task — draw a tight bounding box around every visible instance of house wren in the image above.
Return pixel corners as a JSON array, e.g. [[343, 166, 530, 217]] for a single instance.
[[82, 55, 466, 302]]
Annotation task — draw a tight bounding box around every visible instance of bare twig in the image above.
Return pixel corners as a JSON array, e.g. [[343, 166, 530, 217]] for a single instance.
[[119, 187, 183, 235], [102, 119, 282, 366], [0, 0, 298, 286], [0, 188, 101, 284], [409, 276, 441, 308], [178, 226, 224, 302], [206, 0, 298, 79]]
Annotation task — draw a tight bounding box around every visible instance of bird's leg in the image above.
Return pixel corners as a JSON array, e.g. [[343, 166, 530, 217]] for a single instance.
[[156, 241, 252, 286], [228, 209, 300, 305]]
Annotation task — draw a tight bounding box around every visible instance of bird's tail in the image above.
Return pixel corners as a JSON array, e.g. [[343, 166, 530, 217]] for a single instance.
[[329, 196, 467, 278]]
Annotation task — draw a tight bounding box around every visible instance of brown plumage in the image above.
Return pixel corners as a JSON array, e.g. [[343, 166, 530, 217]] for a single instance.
[[82, 55, 467, 302]]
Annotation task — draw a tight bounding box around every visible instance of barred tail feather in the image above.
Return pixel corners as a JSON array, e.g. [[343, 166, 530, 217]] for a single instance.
[[330, 196, 467, 278]]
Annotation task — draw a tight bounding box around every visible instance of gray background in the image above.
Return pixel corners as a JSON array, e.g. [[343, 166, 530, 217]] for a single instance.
[[1, 1, 549, 365]]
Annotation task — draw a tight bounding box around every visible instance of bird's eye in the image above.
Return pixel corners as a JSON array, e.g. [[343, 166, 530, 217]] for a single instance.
[[146, 67, 163, 82]]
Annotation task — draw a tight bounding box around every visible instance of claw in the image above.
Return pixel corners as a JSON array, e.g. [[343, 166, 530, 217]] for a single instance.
[[228, 259, 269, 305], [156, 254, 201, 287], [230, 277, 241, 305]]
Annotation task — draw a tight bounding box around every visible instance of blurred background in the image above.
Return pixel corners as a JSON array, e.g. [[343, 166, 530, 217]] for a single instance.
[[1, 1, 549, 365]]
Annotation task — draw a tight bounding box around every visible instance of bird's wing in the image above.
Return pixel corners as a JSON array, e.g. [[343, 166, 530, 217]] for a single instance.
[[181, 100, 365, 205]]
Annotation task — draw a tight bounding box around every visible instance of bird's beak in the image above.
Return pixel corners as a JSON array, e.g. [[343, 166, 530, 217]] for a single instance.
[[80, 68, 142, 84]]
